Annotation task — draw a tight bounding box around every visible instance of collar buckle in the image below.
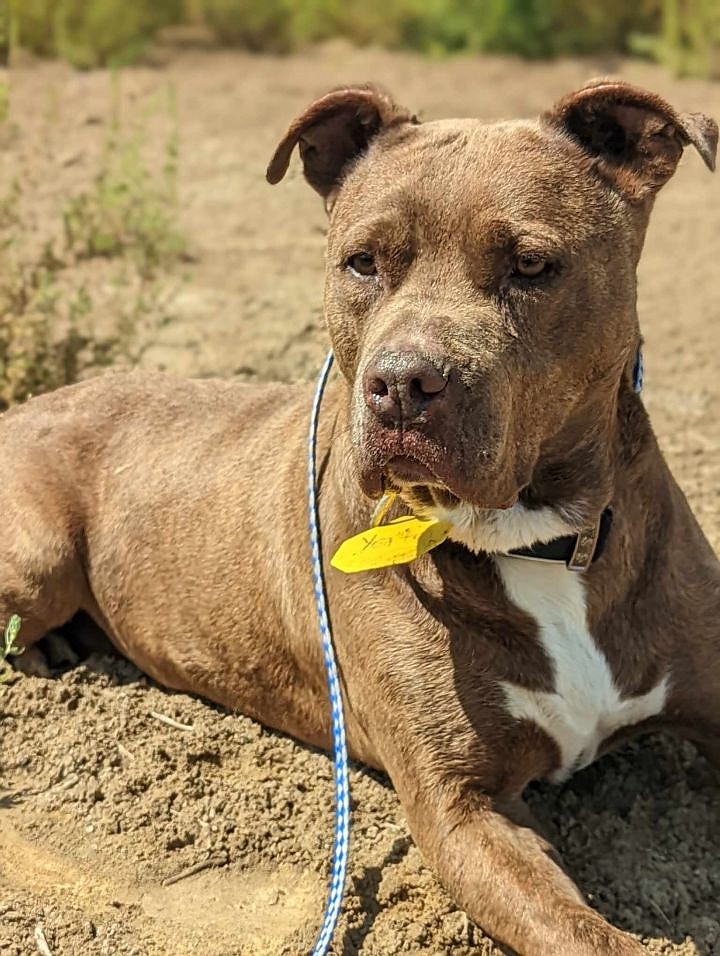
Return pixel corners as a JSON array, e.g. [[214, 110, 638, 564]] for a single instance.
[[566, 518, 602, 571]]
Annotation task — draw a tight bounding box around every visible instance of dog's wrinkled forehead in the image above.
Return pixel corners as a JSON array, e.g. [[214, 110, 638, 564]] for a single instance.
[[332, 117, 613, 244]]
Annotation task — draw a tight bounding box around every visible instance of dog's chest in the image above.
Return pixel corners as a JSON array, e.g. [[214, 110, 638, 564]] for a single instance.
[[494, 556, 668, 782]]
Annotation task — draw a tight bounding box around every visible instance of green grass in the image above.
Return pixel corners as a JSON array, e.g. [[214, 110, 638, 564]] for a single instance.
[[9, 0, 183, 69], [0, 253, 75, 408], [0, 81, 9, 124], [63, 83, 185, 279], [630, 0, 720, 77], [0, 1, 8, 66], [195, 0, 660, 58], [4, 0, 719, 75]]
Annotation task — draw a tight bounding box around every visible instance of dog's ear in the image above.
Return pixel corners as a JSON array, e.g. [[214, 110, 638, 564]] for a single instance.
[[543, 79, 717, 200], [266, 85, 414, 204]]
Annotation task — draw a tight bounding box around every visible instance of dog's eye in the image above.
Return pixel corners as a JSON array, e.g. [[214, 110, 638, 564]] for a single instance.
[[514, 254, 550, 278], [347, 252, 377, 277]]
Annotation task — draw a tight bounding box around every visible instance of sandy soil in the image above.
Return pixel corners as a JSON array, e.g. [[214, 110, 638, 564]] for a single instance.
[[1, 42, 719, 956]]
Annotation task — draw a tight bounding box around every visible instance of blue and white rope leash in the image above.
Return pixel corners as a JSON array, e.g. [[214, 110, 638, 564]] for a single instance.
[[633, 345, 644, 394], [308, 350, 350, 955]]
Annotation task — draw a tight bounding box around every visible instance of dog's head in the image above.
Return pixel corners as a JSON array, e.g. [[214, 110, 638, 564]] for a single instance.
[[268, 82, 717, 550]]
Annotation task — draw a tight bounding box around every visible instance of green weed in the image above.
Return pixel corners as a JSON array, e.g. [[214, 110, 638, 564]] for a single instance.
[[0, 79, 186, 411], [9, 0, 183, 69], [0, 2, 8, 121], [63, 84, 185, 279], [0, 252, 92, 409], [185, 0, 718, 75], [0, 177, 88, 407], [631, 0, 720, 77], [0, 615, 23, 685], [200, 0, 295, 52], [0, 1, 8, 66], [5, 0, 720, 76], [0, 82, 9, 124]]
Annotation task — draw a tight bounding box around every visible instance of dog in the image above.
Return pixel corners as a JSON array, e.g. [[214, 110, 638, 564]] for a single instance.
[[3, 79, 718, 955]]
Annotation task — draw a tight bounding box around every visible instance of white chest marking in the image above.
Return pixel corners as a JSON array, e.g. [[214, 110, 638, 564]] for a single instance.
[[495, 556, 669, 782]]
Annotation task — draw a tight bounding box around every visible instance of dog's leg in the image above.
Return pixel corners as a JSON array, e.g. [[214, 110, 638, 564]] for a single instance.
[[663, 542, 720, 775], [395, 783, 644, 956]]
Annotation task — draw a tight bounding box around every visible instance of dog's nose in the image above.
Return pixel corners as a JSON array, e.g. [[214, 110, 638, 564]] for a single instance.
[[363, 351, 449, 425]]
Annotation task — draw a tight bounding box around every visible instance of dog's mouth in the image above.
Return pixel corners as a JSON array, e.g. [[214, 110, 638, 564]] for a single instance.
[[361, 451, 519, 512], [356, 398, 519, 510], [406, 477, 519, 513], [385, 454, 437, 485]]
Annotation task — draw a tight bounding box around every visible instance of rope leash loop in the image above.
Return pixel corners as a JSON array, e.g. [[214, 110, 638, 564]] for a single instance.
[[307, 351, 351, 955]]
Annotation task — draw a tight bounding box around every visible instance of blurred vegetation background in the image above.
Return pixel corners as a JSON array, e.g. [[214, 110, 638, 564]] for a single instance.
[[3, 0, 720, 77]]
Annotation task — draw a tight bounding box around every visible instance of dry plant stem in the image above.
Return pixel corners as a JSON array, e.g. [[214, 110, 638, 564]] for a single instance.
[[162, 852, 228, 887], [149, 710, 194, 732], [647, 898, 672, 929], [34, 925, 53, 956], [117, 742, 135, 761]]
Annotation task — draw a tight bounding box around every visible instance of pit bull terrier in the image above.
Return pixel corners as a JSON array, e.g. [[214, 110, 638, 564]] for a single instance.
[[3, 80, 718, 955]]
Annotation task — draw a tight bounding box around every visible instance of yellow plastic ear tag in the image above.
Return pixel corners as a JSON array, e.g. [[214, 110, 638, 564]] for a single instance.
[[331, 494, 452, 574]]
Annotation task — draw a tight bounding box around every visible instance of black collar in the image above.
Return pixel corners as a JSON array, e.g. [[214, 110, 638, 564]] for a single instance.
[[506, 508, 613, 571]]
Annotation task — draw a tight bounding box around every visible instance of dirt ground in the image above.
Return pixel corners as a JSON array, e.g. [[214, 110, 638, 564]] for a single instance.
[[1, 40, 719, 956]]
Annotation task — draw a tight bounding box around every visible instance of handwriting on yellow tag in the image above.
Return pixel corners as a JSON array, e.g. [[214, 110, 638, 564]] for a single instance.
[[331, 516, 452, 574]]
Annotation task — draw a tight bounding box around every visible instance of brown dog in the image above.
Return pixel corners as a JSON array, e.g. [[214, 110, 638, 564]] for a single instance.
[[3, 80, 719, 955]]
